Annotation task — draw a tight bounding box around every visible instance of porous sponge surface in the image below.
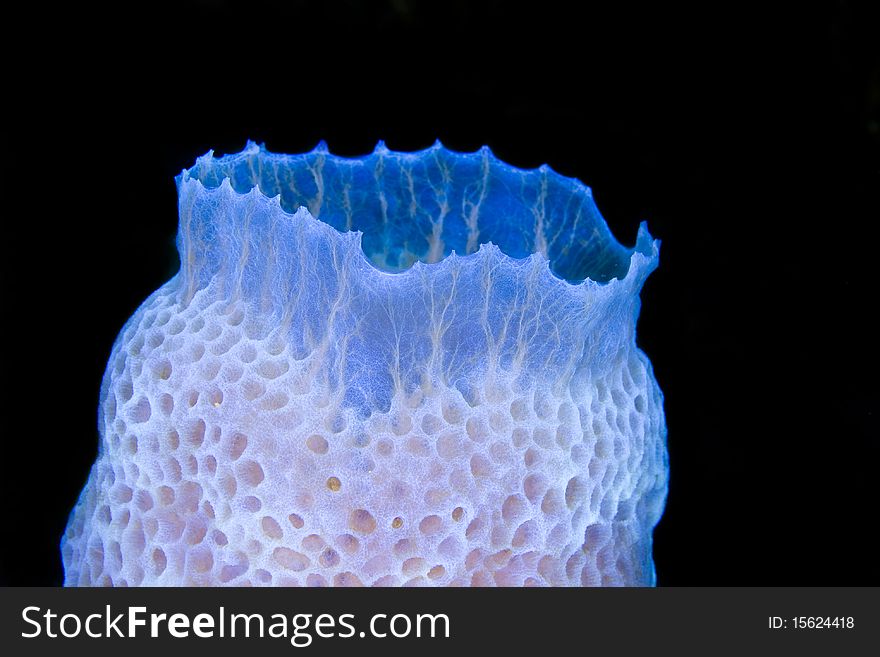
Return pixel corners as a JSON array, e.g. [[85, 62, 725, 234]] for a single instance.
[[62, 143, 668, 586]]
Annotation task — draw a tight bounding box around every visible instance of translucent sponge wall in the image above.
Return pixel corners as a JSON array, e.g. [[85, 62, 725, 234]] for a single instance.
[[62, 142, 668, 586]]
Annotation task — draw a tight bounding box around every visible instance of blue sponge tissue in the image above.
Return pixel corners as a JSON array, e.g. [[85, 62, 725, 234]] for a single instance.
[[62, 141, 668, 586]]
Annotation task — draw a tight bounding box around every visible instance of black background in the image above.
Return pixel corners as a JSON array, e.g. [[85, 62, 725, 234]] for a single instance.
[[3, 0, 877, 586]]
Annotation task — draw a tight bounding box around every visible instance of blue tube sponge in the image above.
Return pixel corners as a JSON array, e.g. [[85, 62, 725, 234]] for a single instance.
[[62, 141, 668, 586]]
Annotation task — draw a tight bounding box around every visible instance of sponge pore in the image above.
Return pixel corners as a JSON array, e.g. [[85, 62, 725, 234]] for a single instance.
[[61, 142, 668, 586]]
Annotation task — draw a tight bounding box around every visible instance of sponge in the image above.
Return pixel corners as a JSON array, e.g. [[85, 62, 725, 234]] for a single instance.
[[61, 142, 668, 586]]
